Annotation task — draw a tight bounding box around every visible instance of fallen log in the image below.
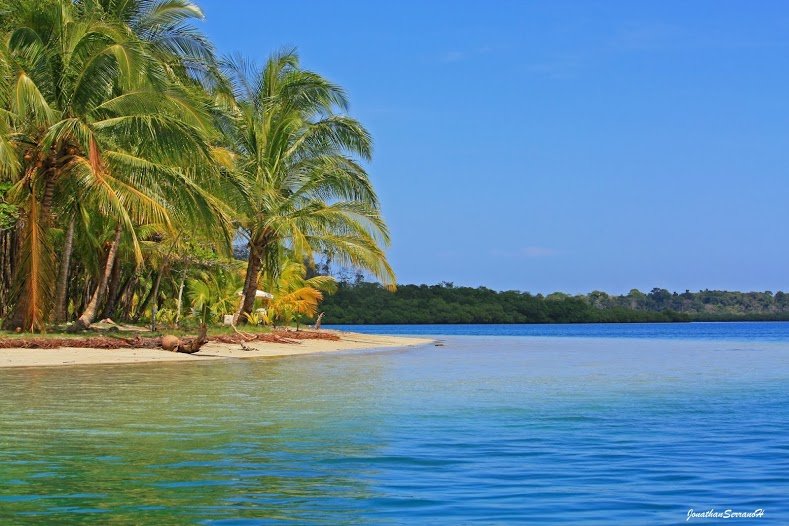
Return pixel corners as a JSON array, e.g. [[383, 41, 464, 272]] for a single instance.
[[175, 324, 208, 354]]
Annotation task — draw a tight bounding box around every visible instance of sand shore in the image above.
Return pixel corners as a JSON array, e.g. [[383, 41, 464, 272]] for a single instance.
[[0, 331, 434, 368]]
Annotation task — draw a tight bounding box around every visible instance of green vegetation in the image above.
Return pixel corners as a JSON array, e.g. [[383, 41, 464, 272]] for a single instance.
[[0, 0, 391, 333], [320, 282, 789, 324], [219, 54, 394, 322]]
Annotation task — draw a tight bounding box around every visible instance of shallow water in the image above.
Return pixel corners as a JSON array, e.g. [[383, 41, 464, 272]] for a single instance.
[[1, 328, 787, 524]]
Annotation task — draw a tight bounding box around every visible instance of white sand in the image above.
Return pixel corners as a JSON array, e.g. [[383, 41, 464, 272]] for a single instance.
[[0, 331, 434, 368]]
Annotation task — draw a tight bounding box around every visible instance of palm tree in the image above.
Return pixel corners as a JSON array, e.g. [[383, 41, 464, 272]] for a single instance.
[[84, 0, 218, 87], [0, 0, 225, 331], [219, 50, 395, 323]]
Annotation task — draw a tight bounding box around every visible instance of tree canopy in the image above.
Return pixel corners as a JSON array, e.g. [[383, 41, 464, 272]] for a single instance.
[[0, 0, 393, 333]]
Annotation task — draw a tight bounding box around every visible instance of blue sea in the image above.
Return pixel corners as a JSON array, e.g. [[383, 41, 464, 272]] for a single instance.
[[1, 322, 787, 524], [326, 320, 789, 341]]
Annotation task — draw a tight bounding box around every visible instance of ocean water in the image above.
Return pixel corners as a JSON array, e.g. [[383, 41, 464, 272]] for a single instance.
[[1, 323, 787, 524], [325, 320, 789, 341]]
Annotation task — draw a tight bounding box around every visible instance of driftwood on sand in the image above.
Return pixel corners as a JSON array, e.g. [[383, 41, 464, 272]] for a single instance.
[[0, 328, 340, 351], [160, 324, 208, 354], [211, 329, 339, 345]]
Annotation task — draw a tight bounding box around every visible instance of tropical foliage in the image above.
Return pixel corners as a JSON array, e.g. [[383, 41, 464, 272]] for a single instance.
[[218, 51, 394, 322], [260, 257, 337, 327], [0, 0, 393, 333]]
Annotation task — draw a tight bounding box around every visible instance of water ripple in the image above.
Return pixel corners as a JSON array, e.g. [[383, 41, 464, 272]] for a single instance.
[[0, 335, 787, 524]]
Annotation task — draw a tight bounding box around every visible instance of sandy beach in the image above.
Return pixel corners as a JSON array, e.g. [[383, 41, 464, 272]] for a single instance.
[[0, 331, 434, 368]]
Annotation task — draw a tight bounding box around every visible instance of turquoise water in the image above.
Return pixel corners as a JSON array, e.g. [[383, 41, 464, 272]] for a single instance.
[[1, 324, 788, 524]]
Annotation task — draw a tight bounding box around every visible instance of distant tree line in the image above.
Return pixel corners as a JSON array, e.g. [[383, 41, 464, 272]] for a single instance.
[[319, 282, 789, 324]]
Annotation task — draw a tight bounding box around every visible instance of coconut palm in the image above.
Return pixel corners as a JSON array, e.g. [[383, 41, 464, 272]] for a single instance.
[[0, 0, 224, 331], [82, 0, 221, 89], [219, 50, 395, 323]]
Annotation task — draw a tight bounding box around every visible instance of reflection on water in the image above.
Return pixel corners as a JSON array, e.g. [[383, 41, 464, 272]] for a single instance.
[[1, 336, 788, 524], [1, 358, 391, 524]]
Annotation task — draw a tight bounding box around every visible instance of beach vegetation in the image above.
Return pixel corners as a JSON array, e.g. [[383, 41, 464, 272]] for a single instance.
[[217, 50, 394, 324], [0, 0, 393, 334]]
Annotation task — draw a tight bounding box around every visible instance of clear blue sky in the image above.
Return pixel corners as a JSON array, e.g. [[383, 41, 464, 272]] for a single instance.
[[198, 0, 789, 294]]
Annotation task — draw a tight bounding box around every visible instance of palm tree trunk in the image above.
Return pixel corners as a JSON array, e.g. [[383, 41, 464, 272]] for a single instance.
[[0, 229, 12, 318], [109, 271, 133, 320], [100, 257, 123, 319], [79, 276, 92, 315], [70, 224, 122, 331], [175, 269, 186, 326], [117, 273, 138, 322], [133, 271, 157, 322], [53, 215, 75, 322], [3, 192, 49, 332], [41, 173, 55, 217], [149, 270, 164, 331], [237, 243, 262, 323]]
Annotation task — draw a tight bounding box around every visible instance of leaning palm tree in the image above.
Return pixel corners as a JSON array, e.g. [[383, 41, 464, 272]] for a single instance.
[[0, 0, 223, 331], [219, 50, 395, 322]]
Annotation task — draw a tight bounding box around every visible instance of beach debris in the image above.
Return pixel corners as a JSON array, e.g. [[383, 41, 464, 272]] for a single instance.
[[159, 325, 208, 354], [0, 335, 160, 349], [174, 324, 209, 354], [0, 327, 338, 351], [210, 329, 340, 345], [93, 319, 148, 332], [161, 335, 180, 351], [313, 312, 324, 330]]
